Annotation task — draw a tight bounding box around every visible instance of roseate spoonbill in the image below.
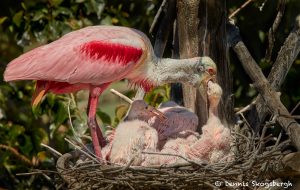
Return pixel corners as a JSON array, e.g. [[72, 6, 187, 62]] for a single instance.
[[108, 120, 158, 166], [188, 81, 231, 163], [125, 100, 198, 149], [4, 25, 216, 160]]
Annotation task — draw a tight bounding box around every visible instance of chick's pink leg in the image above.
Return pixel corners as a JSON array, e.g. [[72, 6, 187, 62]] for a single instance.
[[87, 84, 110, 160]]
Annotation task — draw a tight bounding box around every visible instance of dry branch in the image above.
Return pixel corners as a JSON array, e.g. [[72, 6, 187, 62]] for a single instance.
[[266, 152, 300, 178], [0, 144, 33, 166], [247, 15, 300, 130], [265, 0, 286, 62], [227, 21, 300, 150], [229, 0, 254, 19], [110, 89, 133, 104]]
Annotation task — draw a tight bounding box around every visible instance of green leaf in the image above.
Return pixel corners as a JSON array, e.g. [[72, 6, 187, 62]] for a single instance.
[[97, 110, 111, 125], [12, 11, 24, 27], [53, 7, 73, 18], [8, 125, 25, 140], [100, 15, 112, 25], [50, 0, 64, 7], [0, 17, 8, 25], [32, 11, 45, 21], [54, 102, 68, 125], [91, 0, 105, 19], [19, 135, 33, 155], [21, 2, 27, 10], [115, 104, 129, 121]]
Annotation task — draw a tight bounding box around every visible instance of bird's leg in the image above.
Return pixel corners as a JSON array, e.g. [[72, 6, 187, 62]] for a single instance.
[[87, 84, 110, 160]]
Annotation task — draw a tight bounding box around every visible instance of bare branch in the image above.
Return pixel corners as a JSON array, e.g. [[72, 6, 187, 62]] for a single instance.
[[227, 22, 300, 150], [110, 89, 133, 104], [291, 101, 300, 114], [149, 0, 167, 34], [229, 0, 254, 19], [265, 0, 286, 62], [41, 143, 62, 158], [0, 144, 33, 166], [247, 15, 300, 130]]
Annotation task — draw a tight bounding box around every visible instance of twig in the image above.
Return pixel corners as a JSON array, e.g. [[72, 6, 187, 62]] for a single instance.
[[110, 89, 133, 104], [67, 100, 81, 143], [235, 100, 256, 114], [228, 21, 300, 150], [67, 100, 94, 156], [0, 144, 32, 166], [142, 151, 206, 167], [291, 101, 300, 114], [41, 143, 62, 157], [279, 114, 300, 119], [16, 171, 42, 176], [247, 15, 300, 130], [273, 130, 283, 150], [64, 138, 101, 164], [149, 0, 167, 34], [239, 112, 251, 129], [229, 0, 254, 19], [265, 0, 286, 62]]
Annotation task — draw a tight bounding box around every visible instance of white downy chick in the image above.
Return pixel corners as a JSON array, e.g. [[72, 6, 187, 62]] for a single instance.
[[109, 120, 158, 166]]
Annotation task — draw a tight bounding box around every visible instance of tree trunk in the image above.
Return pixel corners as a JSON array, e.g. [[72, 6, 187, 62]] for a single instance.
[[176, 0, 233, 128]]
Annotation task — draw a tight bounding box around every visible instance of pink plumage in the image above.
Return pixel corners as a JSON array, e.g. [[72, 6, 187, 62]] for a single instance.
[[4, 25, 217, 160], [187, 81, 232, 163], [107, 120, 158, 166], [125, 100, 198, 149], [4, 26, 148, 87]]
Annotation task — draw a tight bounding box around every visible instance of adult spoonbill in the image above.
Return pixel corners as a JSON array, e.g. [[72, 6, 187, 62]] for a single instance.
[[4, 25, 216, 160]]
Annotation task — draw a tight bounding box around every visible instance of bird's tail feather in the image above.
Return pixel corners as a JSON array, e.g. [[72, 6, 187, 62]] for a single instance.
[[31, 81, 49, 107]]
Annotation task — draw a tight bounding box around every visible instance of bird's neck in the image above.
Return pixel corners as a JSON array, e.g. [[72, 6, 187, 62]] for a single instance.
[[209, 106, 218, 118], [208, 99, 219, 118], [147, 58, 198, 86]]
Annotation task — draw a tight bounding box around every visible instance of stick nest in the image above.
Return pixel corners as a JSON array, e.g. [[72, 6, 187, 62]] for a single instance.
[[56, 120, 290, 190]]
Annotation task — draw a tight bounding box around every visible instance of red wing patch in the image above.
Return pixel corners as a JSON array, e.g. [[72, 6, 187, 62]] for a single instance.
[[80, 41, 143, 66]]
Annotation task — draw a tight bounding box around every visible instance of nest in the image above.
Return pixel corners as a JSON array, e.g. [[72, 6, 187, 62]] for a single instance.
[[56, 121, 290, 190]]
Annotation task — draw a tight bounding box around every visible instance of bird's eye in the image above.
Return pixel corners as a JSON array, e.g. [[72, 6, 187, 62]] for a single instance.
[[197, 65, 204, 72], [145, 106, 148, 109]]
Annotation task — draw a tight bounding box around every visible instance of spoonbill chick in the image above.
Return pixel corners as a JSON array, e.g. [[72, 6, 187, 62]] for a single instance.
[[188, 81, 232, 163], [109, 120, 158, 166]]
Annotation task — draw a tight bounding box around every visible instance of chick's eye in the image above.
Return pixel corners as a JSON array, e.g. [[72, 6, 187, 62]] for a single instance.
[[197, 65, 204, 72]]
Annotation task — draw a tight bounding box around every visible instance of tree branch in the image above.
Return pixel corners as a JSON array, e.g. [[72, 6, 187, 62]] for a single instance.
[[266, 153, 300, 178], [265, 0, 286, 62], [247, 15, 300, 130], [227, 22, 300, 150], [229, 0, 254, 19]]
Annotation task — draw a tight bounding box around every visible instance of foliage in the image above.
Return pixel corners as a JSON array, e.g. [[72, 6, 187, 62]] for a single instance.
[[0, 0, 299, 189]]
